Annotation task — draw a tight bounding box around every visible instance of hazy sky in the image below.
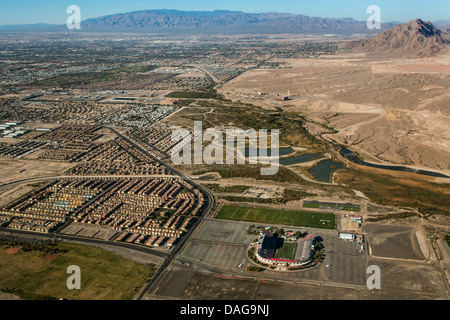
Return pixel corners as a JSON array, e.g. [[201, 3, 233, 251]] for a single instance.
[[1, 0, 449, 25]]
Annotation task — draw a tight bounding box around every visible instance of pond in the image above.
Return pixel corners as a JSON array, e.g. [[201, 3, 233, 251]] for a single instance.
[[280, 153, 322, 165], [341, 147, 450, 178], [245, 147, 294, 157], [308, 160, 344, 183]]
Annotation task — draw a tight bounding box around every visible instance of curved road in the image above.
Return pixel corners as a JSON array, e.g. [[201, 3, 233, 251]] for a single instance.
[[0, 128, 216, 301], [187, 65, 220, 84], [89, 128, 216, 300]]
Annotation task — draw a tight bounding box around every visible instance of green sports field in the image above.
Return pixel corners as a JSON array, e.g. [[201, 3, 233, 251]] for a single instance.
[[216, 205, 335, 229], [274, 242, 298, 260]]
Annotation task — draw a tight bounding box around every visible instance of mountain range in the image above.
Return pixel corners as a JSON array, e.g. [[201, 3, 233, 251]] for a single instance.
[[0, 9, 398, 34]]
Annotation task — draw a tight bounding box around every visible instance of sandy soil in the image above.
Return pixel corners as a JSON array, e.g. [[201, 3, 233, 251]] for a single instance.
[[43, 254, 60, 262], [0, 185, 35, 207], [0, 292, 20, 300], [5, 247, 21, 255], [0, 158, 76, 185], [218, 52, 450, 174]]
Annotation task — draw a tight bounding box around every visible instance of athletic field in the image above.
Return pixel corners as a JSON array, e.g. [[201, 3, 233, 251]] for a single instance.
[[274, 242, 298, 260], [216, 205, 335, 229]]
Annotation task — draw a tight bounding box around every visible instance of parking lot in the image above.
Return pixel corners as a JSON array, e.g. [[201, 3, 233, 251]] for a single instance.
[[60, 222, 117, 241], [141, 216, 449, 300], [178, 219, 367, 286]]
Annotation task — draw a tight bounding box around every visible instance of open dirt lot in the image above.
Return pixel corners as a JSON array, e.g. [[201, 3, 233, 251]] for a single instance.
[[364, 224, 426, 260], [60, 222, 118, 241], [145, 261, 448, 300], [0, 158, 75, 185], [0, 292, 20, 300], [365, 257, 449, 299], [0, 184, 35, 207]]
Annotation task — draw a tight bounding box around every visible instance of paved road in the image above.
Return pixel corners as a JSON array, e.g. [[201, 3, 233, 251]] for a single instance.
[[187, 65, 220, 84], [0, 228, 169, 259], [0, 174, 180, 191], [0, 128, 216, 301], [108, 128, 216, 300]]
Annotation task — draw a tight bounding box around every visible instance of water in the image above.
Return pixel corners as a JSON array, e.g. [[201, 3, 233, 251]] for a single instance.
[[341, 147, 450, 178], [309, 160, 344, 183], [280, 153, 322, 165], [244, 147, 294, 158]]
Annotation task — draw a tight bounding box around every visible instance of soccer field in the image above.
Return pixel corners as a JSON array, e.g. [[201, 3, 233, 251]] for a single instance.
[[216, 205, 335, 229], [274, 242, 298, 260]]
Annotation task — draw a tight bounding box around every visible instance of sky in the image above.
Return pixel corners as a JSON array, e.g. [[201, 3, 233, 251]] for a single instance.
[[0, 0, 449, 26]]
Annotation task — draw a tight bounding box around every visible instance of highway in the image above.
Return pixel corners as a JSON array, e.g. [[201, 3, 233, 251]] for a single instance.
[[107, 128, 216, 300], [186, 64, 220, 84], [0, 227, 169, 259]]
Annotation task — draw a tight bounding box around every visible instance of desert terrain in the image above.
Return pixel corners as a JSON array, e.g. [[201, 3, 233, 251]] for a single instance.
[[218, 51, 450, 175]]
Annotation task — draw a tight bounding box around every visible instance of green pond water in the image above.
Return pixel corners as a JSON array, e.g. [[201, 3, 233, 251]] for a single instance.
[[280, 153, 322, 165], [308, 160, 344, 183]]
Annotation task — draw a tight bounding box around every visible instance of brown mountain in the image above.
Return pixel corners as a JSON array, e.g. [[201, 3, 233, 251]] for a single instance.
[[346, 19, 450, 58], [74, 10, 396, 34]]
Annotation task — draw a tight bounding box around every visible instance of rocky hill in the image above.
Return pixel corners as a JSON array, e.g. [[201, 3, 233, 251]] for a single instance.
[[345, 19, 449, 57]]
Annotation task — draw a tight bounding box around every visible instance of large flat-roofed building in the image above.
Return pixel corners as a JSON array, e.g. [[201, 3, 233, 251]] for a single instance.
[[339, 233, 356, 240]]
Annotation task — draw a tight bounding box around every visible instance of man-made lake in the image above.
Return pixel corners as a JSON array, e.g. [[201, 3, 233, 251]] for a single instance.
[[280, 153, 322, 165], [341, 147, 450, 179], [245, 147, 294, 157], [308, 159, 344, 183]]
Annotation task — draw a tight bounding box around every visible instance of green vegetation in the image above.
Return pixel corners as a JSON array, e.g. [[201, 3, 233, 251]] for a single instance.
[[247, 247, 268, 268], [169, 100, 323, 148], [31, 65, 158, 87], [365, 212, 418, 222], [312, 241, 325, 264], [166, 91, 219, 99], [173, 99, 196, 107], [337, 168, 450, 216], [302, 202, 361, 212], [193, 165, 306, 184], [274, 242, 298, 260], [302, 203, 321, 208], [446, 236, 450, 248], [0, 239, 66, 255], [0, 241, 156, 300], [247, 266, 265, 272], [295, 231, 308, 239], [213, 186, 313, 204], [202, 183, 251, 193], [107, 65, 157, 74], [216, 205, 336, 229], [246, 225, 276, 235]]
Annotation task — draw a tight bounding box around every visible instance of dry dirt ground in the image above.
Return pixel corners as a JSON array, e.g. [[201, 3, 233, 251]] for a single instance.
[[364, 224, 426, 260], [0, 292, 20, 300], [218, 52, 450, 175], [0, 158, 75, 185]]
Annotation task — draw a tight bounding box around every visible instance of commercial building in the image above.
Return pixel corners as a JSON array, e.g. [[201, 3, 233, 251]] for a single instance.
[[339, 233, 356, 240]]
